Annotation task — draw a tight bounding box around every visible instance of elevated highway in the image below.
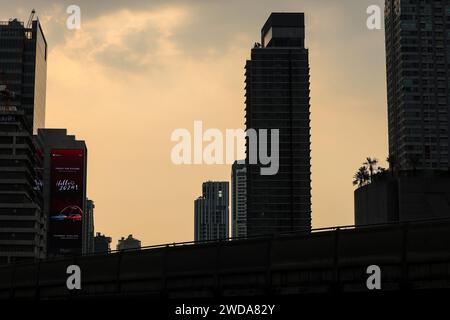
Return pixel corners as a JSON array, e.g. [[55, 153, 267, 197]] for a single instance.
[[1, 219, 450, 299]]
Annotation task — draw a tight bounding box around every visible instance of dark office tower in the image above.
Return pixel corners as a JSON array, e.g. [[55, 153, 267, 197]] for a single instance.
[[385, 0, 450, 170], [83, 198, 95, 254], [36, 129, 87, 257], [0, 17, 47, 133], [0, 104, 45, 263], [194, 181, 229, 242], [231, 161, 247, 238], [245, 13, 311, 236]]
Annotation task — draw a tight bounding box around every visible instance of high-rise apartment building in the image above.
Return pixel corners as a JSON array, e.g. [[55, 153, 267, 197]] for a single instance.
[[354, 1, 450, 226], [385, 0, 450, 170], [0, 17, 47, 133], [231, 161, 247, 238], [245, 13, 312, 236], [194, 181, 229, 242]]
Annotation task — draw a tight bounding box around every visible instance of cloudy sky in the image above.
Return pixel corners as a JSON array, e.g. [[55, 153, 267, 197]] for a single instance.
[[1, 0, 387, 246]]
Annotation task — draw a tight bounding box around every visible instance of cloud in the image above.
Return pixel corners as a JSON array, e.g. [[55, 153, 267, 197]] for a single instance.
[[53, 6, 189, 72]]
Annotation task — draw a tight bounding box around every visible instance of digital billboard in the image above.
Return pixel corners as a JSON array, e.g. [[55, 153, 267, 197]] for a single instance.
[[48, 149, 85, 256]]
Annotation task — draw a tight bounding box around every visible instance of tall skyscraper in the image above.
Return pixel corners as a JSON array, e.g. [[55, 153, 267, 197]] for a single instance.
[[385, 0, 450, 170], [231, 161, 247, 238], [83, 198, 95, 254], [36, 129, 87, 257], [194, 181, 229, 242], [0, 15, 47, 264], [0, 17, 47, 133], [245, 13, 312, 236]]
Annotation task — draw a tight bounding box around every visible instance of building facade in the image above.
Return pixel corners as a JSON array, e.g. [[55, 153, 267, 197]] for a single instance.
[[385, 0, 450, 170], [93, 232, 111, 254], [355, 170, 450, 225], [194, 181, 229, 242], [231, 161, 247, 238], [36, 129, 87, 257], [0, 106, 45, 264], [245, 13, 312, 236], [0, 18, 47, 133], [83, 198, 95, 254]]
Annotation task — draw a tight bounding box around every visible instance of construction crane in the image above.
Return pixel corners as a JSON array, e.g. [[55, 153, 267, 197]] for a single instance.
[[26, 9, 36, 29]]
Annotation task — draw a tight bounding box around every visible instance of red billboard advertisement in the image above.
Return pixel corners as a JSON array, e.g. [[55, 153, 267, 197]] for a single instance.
[[49, 149, 86, 256]]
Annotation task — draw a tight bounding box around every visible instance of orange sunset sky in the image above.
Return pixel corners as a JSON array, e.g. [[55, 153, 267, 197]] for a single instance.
[[1, 0, 388, 246]]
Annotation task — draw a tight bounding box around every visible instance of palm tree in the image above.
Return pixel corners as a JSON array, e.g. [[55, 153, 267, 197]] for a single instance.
[[377, 166, 387, 174], [364, 157, 378, 181], [386, 155, 397, 176], [353, 166, 370, 188]]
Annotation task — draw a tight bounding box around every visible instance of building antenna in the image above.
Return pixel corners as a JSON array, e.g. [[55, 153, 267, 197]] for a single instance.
[[26, 9, 36, 29]]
